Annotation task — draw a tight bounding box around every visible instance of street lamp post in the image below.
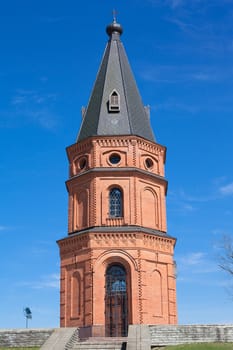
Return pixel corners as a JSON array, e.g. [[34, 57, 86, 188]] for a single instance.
[[23, 307, 32, 328]]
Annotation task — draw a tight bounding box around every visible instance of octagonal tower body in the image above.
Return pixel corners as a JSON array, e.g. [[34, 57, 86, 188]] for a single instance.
[[57, 20, 177, 337]]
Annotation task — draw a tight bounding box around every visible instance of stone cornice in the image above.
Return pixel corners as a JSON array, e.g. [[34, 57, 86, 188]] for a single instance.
[[66, 167, 167, 187], [58, 225, 176, 242], [57, 229, 176, 255]]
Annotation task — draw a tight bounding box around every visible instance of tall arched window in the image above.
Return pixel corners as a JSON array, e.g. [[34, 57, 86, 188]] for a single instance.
[[109, 188, 123, 217]]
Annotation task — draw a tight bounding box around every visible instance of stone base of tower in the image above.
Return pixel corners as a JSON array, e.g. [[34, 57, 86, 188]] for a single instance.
[[78, 325, 106, 338], [57, 228, 177, 334]]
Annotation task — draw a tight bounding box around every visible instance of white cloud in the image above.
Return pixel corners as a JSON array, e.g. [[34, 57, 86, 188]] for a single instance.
[[148, 0, 230, 10], [0, 226, 10, 231], [18, 273, 60, 290], [219, 182, 233, 196], [177, 275, 230, 286], [155, 101, 200, 114], [148, 0, 184, 7], [11, 89, 57, 106], [177, 251, 219, 274], [182, 204, 196, 212], [177, 188, 218, 203], [180, 252, 205, 266], [139, 63, 228, 86], [211, 228, 233, 237], [23, 109, 59, 130], [191, 72, 214, 81], [0, 89, 60, 130]]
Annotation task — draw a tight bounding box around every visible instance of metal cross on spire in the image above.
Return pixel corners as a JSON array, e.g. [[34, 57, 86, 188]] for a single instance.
[[112, 9, 118, 22]]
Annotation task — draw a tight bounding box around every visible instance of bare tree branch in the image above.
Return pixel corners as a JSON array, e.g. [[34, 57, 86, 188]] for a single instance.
[[219, 235, 233, 276]]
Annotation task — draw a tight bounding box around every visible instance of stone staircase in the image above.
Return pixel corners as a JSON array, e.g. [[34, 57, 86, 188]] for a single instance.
[[65, 328, 81, 349], [40, 327, 79, 350], [40, 330, 126, 350], [71, 337, 126, 350]]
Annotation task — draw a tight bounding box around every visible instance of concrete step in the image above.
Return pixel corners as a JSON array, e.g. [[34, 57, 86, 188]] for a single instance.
[[40, 327, 78, 350], [73, 343, 124, 350], [72, 337, 126, 350]]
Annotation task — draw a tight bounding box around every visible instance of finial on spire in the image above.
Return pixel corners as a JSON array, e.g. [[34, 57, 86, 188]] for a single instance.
[[106, 11, 123, 37]]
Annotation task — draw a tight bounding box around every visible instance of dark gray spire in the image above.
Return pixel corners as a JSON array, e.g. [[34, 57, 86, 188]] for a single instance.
[[77, 20, 155, 142]]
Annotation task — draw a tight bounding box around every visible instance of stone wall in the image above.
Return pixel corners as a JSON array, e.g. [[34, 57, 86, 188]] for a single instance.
[[149, 325, 233, 346], [0, 328, 54, 348], [0, 325, 233, 349]]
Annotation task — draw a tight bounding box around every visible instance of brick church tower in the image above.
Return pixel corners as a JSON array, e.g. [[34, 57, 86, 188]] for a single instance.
[[57, 19, 177, 336]]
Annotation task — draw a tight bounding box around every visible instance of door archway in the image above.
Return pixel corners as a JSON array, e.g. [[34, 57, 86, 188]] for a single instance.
[[105, 264, 128, 336]]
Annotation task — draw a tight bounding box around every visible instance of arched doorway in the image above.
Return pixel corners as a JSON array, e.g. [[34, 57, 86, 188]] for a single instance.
[[105, 264, 128, 337]]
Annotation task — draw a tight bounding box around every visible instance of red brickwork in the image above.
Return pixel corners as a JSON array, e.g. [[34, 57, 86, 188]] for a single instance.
[[57, 135, 177, 332]]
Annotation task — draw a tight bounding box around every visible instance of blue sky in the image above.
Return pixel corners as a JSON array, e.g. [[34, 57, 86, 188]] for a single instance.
[[0, 0, 232, 328]]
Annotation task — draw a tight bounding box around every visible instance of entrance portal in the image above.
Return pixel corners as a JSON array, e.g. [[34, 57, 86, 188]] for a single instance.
[[105, 264, 128, 336]]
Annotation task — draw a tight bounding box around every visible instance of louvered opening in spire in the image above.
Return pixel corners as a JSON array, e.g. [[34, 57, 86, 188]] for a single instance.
[[109, 89, 120, 112]]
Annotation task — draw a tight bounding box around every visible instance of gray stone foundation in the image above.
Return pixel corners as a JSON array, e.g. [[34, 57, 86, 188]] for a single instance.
[[0, 324, 232, 349]]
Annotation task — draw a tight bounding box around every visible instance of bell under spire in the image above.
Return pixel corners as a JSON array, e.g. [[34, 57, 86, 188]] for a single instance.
[[77, 20, 155, 142]]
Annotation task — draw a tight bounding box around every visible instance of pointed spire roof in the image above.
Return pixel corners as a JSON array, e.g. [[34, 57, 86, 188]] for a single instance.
[[77, 19, 155, 142]]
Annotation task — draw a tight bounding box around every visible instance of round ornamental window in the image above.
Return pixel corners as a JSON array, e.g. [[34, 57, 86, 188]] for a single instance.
[[145, 158, 153, 169], [109, 153, 121, 165], [79, 157, 87, 170]]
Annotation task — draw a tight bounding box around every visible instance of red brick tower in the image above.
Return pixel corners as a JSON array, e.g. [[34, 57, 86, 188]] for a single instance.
[[57, 19, 177, 336]]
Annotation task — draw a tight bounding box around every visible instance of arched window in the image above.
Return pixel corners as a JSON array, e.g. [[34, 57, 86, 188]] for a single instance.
[[106, 265, 127, 293], [109, 188, 123, 217], [109, 90, 120, 112]]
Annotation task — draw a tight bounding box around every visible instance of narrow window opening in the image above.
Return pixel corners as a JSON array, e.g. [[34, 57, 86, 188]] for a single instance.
[[109, 90, 120, 112], [109, 188, 123, 217]]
